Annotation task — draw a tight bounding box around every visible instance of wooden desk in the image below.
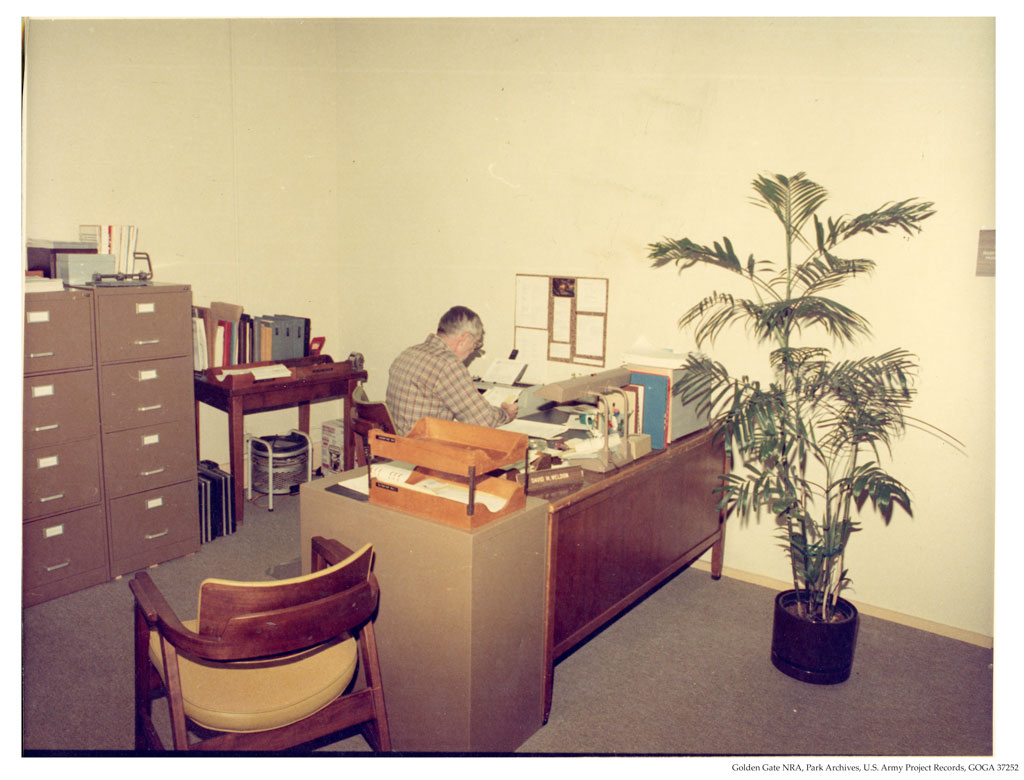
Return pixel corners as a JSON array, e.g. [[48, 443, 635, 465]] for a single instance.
[[302, 427, 725, 743], [194, 356, 366, 524], [538, 427, 727, 720]]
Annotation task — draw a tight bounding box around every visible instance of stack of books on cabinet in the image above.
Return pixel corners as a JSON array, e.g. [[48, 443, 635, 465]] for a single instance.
[[191, 302, 311, 371], [23, 283, 200, 606]]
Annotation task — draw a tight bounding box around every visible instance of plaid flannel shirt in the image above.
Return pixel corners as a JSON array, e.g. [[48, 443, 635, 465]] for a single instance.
[[386, 333, 511, 436]]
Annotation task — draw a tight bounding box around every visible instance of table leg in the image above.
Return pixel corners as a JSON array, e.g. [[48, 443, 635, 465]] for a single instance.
[[228, 397, 245, 526], [298, 401, 310, 434], [343, 388, 354, 471], [710, 521, 726, 579]]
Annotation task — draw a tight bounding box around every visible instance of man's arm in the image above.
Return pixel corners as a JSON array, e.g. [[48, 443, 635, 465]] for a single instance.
[[435, 358, 512, 429]]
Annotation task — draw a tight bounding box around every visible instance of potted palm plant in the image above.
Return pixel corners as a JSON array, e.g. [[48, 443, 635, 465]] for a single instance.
[[647, 172, 953, 683]]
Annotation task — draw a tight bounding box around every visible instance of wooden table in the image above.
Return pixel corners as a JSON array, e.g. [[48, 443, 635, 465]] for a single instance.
[[193, 356, 366, 524]]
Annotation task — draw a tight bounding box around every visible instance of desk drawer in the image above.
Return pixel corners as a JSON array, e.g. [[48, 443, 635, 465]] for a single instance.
[[99, 355, 194, 432], [108, 480, 198, 569], [23, 505, 108, 591], [103, 421, 196, 498], [24, 291, 95, 374], [96, 289, 192, 363], [23, 437, 102, 520], [23, 369, 100, 449]]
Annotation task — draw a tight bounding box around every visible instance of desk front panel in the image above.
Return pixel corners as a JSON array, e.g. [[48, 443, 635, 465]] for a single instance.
[[300, 476, 548, 753], [548, 428, 725, 657]]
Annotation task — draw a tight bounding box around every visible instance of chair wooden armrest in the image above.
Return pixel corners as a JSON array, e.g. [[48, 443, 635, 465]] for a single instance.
[[130, 572, 191, 635], [311, 536, 355, 570]]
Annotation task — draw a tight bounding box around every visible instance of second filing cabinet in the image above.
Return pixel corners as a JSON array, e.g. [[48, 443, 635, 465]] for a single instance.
[[92, 283, 199, 577]]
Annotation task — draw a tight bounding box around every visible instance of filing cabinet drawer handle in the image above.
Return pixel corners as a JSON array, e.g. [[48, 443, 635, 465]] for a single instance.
[[44, 560, 71, 573], [134, 338, 161, 346], [39, 493, 65, 503], [144, 529, 169, 541], [29, 351, 56, 359], [140, 467, 166, 477], [33, 423, 60, 432], [138, 404, 163, 413]]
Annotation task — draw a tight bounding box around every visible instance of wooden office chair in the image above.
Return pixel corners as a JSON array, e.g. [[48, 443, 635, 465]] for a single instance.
[[352, 384, 397, 466], [130, 536, 390, 752]]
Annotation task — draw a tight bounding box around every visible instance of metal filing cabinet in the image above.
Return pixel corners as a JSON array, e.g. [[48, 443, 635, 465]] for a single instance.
[[22, 284, 200, 605], [91, 283, 199, 578], [23, 289, 108, 605]]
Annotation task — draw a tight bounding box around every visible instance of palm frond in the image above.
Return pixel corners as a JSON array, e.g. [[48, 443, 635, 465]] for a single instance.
[[647, 235, 745, 274], [757, 296, 873, 345], [751, 172, 829, 237], [834, 198, 936, 241]]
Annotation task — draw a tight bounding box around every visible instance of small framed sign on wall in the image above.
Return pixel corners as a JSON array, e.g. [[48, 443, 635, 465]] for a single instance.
[[514, 274, 608, 367]]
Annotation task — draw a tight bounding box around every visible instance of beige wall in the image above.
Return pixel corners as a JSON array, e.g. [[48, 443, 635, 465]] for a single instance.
[[22, 18, 995, 637]]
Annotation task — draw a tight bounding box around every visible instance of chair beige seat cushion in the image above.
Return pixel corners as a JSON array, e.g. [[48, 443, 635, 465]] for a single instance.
[[149, 622, 358, 733]]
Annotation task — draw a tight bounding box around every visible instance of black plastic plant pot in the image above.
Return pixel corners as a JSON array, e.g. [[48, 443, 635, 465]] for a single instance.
[[770, 589, 859, 685]]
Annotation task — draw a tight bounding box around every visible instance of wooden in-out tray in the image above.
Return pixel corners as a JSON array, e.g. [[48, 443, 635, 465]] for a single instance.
[[368, 418, 529, 530]]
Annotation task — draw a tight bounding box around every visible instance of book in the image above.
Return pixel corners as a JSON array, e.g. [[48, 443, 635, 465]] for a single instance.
[[626, 371, 669, 449], [24, 275, 66, 293], [626, 365, 710, 447], [622, 383, 644, 435], [271, 314, 311, 360]]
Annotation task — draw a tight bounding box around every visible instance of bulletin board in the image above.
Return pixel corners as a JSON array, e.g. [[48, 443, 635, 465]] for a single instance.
[[514, 274, 608, 367]]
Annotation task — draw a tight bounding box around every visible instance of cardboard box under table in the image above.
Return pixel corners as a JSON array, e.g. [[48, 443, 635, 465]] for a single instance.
[[300, 470, 549, 752]]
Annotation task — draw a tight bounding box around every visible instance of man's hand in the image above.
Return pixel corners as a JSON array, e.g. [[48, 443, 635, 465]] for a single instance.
[[501, 400, 519, 420]]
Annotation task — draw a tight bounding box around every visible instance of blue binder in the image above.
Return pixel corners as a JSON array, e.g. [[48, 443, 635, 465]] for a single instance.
[[629, 371, 669, 449]]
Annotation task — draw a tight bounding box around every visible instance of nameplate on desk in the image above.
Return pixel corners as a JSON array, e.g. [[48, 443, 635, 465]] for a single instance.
[[517, 465, 584, 489]]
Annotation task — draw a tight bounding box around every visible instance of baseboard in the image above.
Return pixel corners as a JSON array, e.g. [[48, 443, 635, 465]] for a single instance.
[[690, 559, 993, 650]]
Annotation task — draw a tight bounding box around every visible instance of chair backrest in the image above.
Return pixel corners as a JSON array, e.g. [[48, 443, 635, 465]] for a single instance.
[[178, 543, 377, 662], [353, 385, 396, 436]]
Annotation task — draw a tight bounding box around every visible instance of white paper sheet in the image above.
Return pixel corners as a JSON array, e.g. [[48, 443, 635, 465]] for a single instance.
[[576, 278, 607, 313], [498, 419, 570, 438]]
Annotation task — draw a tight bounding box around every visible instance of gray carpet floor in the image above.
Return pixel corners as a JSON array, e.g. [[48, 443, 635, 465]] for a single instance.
[[22, 483, 994, 756]]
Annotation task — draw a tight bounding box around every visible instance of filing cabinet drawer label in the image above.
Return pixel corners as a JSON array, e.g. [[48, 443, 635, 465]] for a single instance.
[[136, 302, 156, 314], [138, 368, 159, 381], [31, 384, 55, 398], [142, 433, 160, 446], [26, 310, 51, 324], [146, 496, 164, 510], [37, 454, 59, 469], [44, 523, 64, 538]]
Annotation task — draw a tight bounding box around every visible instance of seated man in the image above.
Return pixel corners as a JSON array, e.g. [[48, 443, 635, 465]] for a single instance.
[[386, 305, 518, 436]]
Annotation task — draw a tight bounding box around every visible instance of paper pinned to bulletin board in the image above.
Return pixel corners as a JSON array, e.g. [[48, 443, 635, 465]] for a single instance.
[[514, 274, 608, 369]]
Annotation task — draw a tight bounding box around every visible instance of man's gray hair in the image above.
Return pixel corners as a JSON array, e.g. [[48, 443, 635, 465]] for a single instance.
[[436, 306, 482, 337]]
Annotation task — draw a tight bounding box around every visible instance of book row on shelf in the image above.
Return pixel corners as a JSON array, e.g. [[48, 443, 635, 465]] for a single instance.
[[192, 302, 311, 371], [79, 224, 140, 275]]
